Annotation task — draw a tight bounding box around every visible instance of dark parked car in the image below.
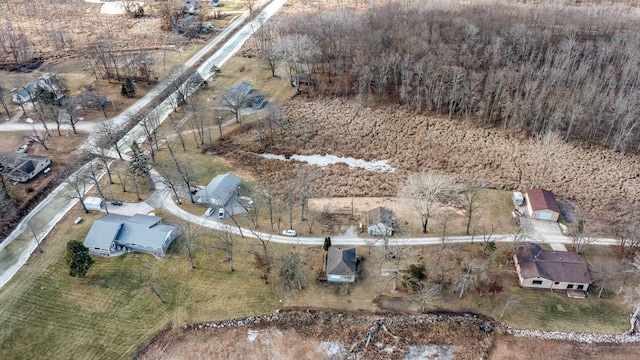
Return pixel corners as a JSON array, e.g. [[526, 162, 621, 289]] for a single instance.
[[111, 200, 123, 206]]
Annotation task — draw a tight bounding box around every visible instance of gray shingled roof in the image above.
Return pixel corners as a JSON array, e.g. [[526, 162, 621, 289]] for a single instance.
[[368, 207, 392, 226], [83, 214, 129, 250], [327, 246, 357, 276], [194, 173, 240, 207], [84, 214, 179, 251]]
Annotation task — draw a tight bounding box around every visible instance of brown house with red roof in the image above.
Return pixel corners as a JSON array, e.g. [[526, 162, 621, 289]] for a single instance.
[[525, 188, 560, 222], [514, 243, 591, 293]]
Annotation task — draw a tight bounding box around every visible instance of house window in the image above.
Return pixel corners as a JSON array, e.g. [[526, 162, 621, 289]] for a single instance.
[[567, 284, 574, 289], [532, 280, 543, 285], [577, 285, 584, 290]]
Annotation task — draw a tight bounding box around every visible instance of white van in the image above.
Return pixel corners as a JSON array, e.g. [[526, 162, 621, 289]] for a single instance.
[[512, 191, 524, 207]]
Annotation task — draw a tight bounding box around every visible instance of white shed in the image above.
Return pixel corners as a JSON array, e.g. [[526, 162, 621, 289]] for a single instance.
[[85, 197, 105, 211]]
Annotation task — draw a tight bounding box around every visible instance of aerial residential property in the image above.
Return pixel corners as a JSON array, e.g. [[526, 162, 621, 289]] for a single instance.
[[83, 214, 180, 259], [326, 246, 358, 283], [514, 243, 592, 296], [525, 188, 561, 222]]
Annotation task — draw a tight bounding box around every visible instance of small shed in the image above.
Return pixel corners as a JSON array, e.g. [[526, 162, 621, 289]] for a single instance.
[[326, 246, 357, 283], [367, 207, 393, 236], [525, 188, 560, 222], [85, 197, 105, 211]]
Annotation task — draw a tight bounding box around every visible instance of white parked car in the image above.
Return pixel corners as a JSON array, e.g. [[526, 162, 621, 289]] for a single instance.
[[282, 229, 297, 237], [205, 208, 214, 216], [218, 208, 225, 219]]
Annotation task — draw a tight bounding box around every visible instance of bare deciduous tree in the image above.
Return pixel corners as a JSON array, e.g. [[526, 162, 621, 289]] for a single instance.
[[62, 171, 90, 213], [212, 225, 237, 272], [26, 127, 49, 150], [278, 251, 307, 292], [589, 259, 622, 298], [452, 258, 482, 299], [177, 221, 198, 269], [570, 204, 602, 254], [0, 84, 11, 118], [418, 284, 441, 312], [96, 118, 124, 160], [499, 296, 520, 320], [399, 171, 452, 233]]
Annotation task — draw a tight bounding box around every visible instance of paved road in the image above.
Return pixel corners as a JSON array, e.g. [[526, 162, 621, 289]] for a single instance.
[[147, 170, 621, 247], [0, 0, 273, 137], [0, 0, 623, 290], [0, 0, 286, 288]]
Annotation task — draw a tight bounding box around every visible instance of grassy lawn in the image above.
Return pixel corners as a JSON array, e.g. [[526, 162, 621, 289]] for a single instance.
[[0, 202, 631, 359], [0, 207, 280, 360], [285, 242, 631, 334]]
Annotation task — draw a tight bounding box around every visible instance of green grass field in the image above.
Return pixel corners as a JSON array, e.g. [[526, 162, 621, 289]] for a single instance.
[[0, 209, 280, 360], [0, 205, 632, 359]]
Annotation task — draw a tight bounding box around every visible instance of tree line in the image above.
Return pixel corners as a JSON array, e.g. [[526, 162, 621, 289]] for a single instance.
[[261, 1, 640, 152]]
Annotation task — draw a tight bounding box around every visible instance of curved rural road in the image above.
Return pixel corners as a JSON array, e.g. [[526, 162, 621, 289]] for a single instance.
[[0, 0, 286, 288], [147, 169, 620, 247], [0, 0, 622, 290]]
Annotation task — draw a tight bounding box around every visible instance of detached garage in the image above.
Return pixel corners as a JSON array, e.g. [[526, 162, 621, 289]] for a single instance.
[[525, 188, 560, 222]]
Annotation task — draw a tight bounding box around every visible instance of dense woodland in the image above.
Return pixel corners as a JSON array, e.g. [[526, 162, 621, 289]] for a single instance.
[[260, 0, 640, 153]]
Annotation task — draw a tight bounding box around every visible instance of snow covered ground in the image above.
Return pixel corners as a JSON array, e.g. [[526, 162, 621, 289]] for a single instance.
[[98, 1, 143, 15], [259, 153, 396, 173]]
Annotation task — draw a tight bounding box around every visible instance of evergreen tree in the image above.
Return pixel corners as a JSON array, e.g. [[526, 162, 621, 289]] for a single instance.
[[121, 78, 136, 98], [35, 85, 59, 105], [323, 236, 331, 251], [129, 141, 155, 190], [65, 240, 94, 277]]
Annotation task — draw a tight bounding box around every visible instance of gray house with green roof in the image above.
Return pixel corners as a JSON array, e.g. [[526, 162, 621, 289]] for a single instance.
[[83, 214, 180, 258], [326, 246, 357, 283]]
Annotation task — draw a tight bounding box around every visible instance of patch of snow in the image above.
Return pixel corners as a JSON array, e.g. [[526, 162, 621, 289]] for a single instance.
[[247, 329, 258, 342], [405, 345, 459, 360], [259, 153, 396, 173], [317, 341, 346, 358], [99, 1, 143, 15], [25, 118, 33, 124]]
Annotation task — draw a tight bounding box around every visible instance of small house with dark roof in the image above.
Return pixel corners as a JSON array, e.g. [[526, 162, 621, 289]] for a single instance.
[[194, 173, 241, 208], [513, 243, 591, 293], [525, 188, 561, 222], [0, 153, 51, 182], [326, 246, 357, 283], [83, 213, 180, 258], [367, 207, 394, 236]]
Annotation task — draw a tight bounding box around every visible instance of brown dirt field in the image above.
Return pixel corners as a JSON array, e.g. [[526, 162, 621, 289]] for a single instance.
[[211, 97, 640, 228]]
